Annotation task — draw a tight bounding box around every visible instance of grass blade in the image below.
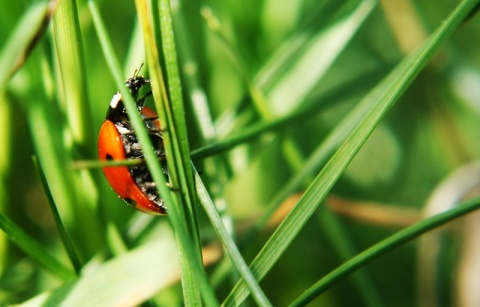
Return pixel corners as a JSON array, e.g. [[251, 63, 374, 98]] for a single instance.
[[263, 0, 377, 115], [0, 212, 75, 281], [222, 0, 480, 304], [194, 166, 272, 306], [0, 2, 50, 89], [32, 156, 82, 274], [53, 0, 94, 150], [20, 234, 180, 306], [290, 197, 480, 306]]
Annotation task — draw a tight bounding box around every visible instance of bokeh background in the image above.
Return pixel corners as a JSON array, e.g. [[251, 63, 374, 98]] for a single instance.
[[1, 0, 480, 306]]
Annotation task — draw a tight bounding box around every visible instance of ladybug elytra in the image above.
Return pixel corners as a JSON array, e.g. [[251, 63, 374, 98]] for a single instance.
[[98, 68, 167, 215]]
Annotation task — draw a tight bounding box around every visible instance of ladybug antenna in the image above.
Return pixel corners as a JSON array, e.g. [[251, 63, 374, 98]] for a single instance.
[[133, 63, 144, 79]]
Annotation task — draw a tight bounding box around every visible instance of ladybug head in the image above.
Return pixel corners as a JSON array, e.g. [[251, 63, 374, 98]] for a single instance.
[[106, 65, 152, 121], [125, 76, 150, 100], [125, 64, 150, 99]]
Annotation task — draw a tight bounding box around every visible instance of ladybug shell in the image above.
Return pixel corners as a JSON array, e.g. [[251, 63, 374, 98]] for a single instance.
[[98, 106, 166, 215]]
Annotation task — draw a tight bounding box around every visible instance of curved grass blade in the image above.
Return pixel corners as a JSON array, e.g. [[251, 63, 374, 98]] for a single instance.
[[135, 0, 216, 305], [263, 0, 377, 116], [89, 0, 217, 305], [0, 2, 51, 89], [290, 197, 480, 306], [316, 206, 383, 307], [222, 0, 480, 304], [194, 165, 272, 306], [190, 68, 383, 160]]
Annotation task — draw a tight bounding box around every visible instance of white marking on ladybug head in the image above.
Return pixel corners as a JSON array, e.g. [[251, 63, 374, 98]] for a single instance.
[[110, 93, 122, 109]]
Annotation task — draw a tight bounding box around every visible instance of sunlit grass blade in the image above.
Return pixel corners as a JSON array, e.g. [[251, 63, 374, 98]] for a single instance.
[[222, 0, 480, 304], [0, 96, 11, 271], [172, 0, 232, 246], [262, 0, 377, 116], [194, 165, 272, 306], [21, 55, 94, 262], [87, 0, 207, 301], [155, 0, 199, 236], [3, 0, 479, 304], [53, 0, 94, 151], [137, 0, 204, 304], [238, 68, 387, 244], [290, 197, 480, 306], [52, 0, 104, 257], [134, 0, 217, 305], [0, 2, 50, 89], [190, 67, 383, 161], [89, 1, 198, 302], [135, 0, 206, 304]]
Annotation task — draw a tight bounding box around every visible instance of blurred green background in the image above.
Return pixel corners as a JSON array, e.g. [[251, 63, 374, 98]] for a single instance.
[[1, 0, 480, 306]]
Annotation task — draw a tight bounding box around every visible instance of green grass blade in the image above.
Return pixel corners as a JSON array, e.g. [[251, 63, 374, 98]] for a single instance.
[[52, 0, 103, 258], [87, 0, 179, 280], [0, 212, 75, 281], [0, 2, 49, 89], [290, 197, 480, 306], [190, 68, 382, 161], [222, 0, 480, 304], [194, 165, 272, 306], [235, 71, 386, 305], [263, 0, 377, 116], [172, 0, 232, 238], [254, 1, 354, 90], [316, 206, 383, 307], [22, 58, 90, 263], [52, 0, 94, 151], [238, 69, 386, 244], [136, 0, 205, 304], [259, 0, 377, 192], [152, 1, 213, 303], [32, 156, 82, 274], [0, 96, 11, 274], [89, 0, 218, 304], [156, 0, 199, 238]]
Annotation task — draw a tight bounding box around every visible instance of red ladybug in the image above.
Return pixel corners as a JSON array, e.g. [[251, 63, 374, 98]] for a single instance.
[[98, 69, 167, 215]]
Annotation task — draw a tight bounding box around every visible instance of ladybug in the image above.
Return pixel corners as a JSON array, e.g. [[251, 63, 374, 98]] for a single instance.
[[98, 68, 167, 215]]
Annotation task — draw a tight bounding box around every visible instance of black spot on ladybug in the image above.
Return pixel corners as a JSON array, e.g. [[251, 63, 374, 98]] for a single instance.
[[124, 198, 136, 207], [106, 154, 113, 161]]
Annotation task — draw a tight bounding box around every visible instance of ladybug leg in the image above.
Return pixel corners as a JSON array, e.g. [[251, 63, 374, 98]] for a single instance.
[[143, 180, 176, 191]]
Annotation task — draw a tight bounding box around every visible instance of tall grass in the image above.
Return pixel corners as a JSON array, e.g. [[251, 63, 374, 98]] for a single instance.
[[1, 0, 480, 306]]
